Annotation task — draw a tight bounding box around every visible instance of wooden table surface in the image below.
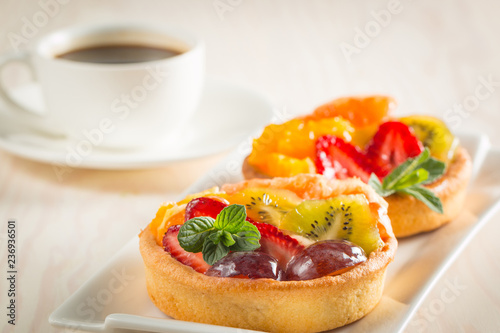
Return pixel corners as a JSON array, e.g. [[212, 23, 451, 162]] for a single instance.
[[1, 1, 500, 332]]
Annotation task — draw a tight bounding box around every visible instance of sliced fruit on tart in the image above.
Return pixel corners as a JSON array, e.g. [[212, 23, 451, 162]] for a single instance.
[[247, 116, 354, 177], [315, 135, 373, 182], [255, 153, 316, 177], [206, 252, 283, 279], [285, 240, 367, 281], [278, 194, 383, 255], [165, 194, 305, 272], [250, 221, 304, 270], [154, 176, 388, 282], [305, 95, 396, 147], [365, 121, 424, 174], [226, 187, 302, 226], [185, 196, 229, 221], [315, 120, 424, 181], [163, 224, 211, 273], [307, 95, 395, 128], [140, 175, 397, 332], [399, 115, 459, 163], [151, 187, 225, 245]]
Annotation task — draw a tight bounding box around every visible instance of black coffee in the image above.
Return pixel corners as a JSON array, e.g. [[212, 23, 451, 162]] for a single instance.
[[56, 44, 181, 64]]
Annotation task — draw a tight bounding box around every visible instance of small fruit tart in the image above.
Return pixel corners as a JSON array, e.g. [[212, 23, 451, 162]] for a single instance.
[[139, 175, 397, 333], [243, 96, 472, 237]]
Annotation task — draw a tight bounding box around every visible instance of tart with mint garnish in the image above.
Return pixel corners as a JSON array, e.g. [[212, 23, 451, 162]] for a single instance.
[[139, 174, 396, 333], [243, 96, 472, 237]]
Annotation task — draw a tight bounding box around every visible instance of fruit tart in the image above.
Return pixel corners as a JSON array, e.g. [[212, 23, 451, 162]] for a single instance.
[[139, 174, 397, 333], [243, 96, 472, 237]]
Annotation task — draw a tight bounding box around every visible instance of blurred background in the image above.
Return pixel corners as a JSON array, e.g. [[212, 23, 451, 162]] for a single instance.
[[1, 1, 500, 332], [3, 0, 500, 130]]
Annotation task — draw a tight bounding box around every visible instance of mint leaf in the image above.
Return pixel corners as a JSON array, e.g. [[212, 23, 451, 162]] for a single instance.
[[178, 216, 215, 252], [399, 186, 444, 213], [418, 158, 446, 184], [221, 230, 236, 247], [367, 148, 446, 214], [230, 222, 261, 252], [214, 204, 246, 233], [208, 230, 223, 244], [382, 148, 430, 189], [202, 238, 230, 265], [368, 173, 394, 197], [178, 204, 262, 265], [394, 168, 429, 190]]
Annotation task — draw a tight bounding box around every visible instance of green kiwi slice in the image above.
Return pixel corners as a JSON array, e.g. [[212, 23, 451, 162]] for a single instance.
[[227, 188, 302, 226], [279, 194, 383, 255], [400, 115, 459, 162]]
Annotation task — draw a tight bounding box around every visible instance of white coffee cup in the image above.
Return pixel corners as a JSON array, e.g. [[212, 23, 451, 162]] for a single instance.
[[0, 23, 204, 149]]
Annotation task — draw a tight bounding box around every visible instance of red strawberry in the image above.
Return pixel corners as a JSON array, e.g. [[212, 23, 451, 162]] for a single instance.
[[315, 135, 373, 183], [365, 121, 423, 176], [250, 221, 305, 270], [163, 225, 210, 273], [184, 197, 229, 221], [185, 196, 259, 224]]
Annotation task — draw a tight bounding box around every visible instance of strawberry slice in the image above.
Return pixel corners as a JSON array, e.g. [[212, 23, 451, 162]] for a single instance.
[[315, 135, 373, 183], [185, 197, 229, 221], [185, 196, 259, 224], [365, 121, 423, 176], [172, 197, 304, 272], [250, 221, 304, 270], [163, 225, 210, 273]]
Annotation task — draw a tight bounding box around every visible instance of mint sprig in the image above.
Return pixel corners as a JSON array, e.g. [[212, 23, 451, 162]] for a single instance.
[[178, 204, 261, 265], [368, 148, 446, 213]]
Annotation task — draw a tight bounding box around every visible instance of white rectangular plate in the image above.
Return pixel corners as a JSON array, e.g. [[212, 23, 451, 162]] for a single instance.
[[50, 132, 500, 333]]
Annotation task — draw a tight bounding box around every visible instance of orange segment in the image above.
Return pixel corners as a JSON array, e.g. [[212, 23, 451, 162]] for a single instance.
[[276, 117, 354, 159], [309, 96, 396, 148], [268, 154, 316, 177], [248, 117, 353, 177], [150, 204, 170, 238], [248, 152, 316, 178], [309, 95, 396, 127], [152, 204, 186, 245]]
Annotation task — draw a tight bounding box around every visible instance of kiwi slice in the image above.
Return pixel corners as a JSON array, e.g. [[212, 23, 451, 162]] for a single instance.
[[279, 194, 383, 255], [227, 188, 302, 226], [400, 115, 459, 162]]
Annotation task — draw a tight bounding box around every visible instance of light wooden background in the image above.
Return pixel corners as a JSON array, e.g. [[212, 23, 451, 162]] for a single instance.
[[1, 0, 500, 332]]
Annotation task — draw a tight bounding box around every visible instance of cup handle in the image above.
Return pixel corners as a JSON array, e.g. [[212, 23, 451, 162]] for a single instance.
[[0, 52, 65, 138]]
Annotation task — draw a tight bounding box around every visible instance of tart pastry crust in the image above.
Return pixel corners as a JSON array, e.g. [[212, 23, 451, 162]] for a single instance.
[[140, 176, 397, 333], [242, 147, 472, 238]]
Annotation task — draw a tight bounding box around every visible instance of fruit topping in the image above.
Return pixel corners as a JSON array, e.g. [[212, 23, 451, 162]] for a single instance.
[[247, 117, 354, 177], [150, 203, 186, 245], [178, 204, 261, 265], [368, 148, 446, 213], [163, 185, 387, 279], [256, 153, 316, 177], [251, 221, 305, 270], [274, 118, 354, 159], [163, 225, 211, 273], [278, 194, 383, 255], [307, 95, 396, 147], [315, 135, 373, 182], [227, 188, 302, 226], [308, 95, 395, 128], [185, 196, 230, 221], [206, 252, 283, 280], [365, 121, 424, 175], [399, 115, 458, 163], [285, 240, 367, 281]]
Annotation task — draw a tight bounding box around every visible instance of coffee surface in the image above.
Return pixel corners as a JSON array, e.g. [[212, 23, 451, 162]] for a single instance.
[[57, 44, 181, 64]]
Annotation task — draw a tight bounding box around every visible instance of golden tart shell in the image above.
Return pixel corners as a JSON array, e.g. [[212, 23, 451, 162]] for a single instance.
[[140, 175, 397, 333]]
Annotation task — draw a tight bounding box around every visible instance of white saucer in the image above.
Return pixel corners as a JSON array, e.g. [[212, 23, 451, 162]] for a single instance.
[[0, 78, 274, 169]]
